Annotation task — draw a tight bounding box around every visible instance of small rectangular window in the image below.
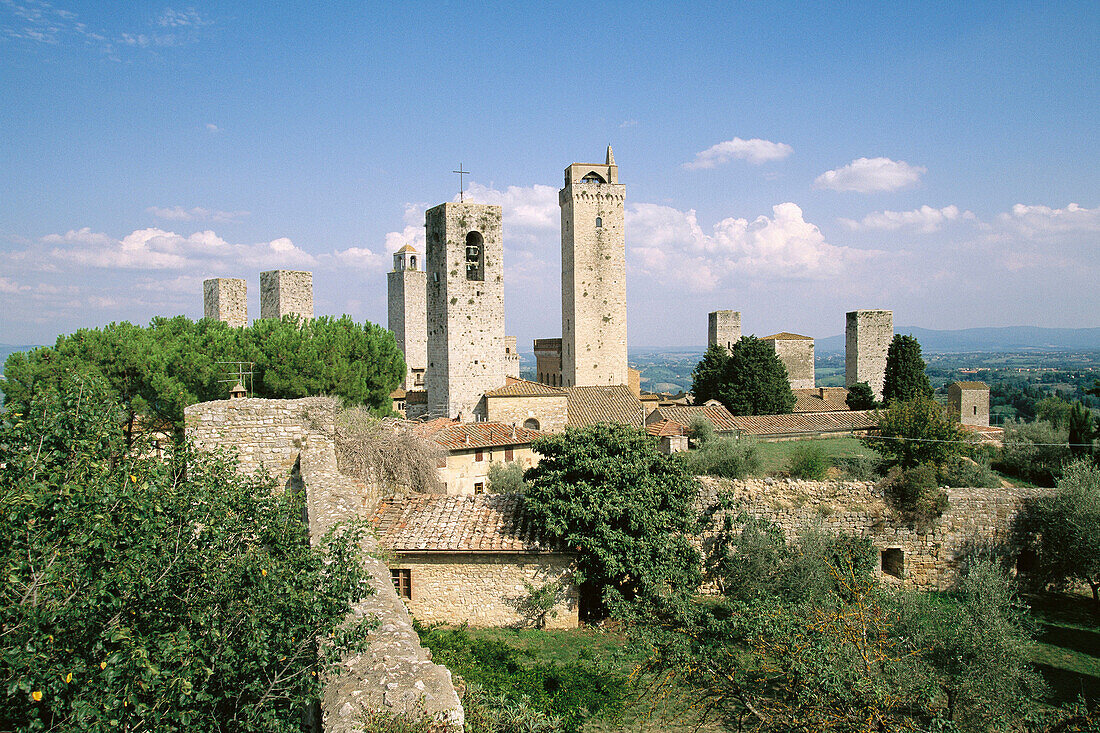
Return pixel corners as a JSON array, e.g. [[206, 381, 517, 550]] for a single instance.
[[505, 448, 514, 462], [881, 548, 904, 579], [474, 482, 484, 495], [391, 569, 411, 599], [475, 450, 484, 462]]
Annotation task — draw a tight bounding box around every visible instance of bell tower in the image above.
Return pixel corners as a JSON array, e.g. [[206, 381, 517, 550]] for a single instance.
[[560, 146, 628, 387]]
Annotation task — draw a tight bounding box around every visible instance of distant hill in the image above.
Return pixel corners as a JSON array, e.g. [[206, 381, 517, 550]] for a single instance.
[[816, 326, 1100, 354]]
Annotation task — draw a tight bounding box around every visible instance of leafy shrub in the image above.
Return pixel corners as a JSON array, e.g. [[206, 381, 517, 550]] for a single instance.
[[415, 625, 626, 733], [996, 419, 1071, 486], [880, 464, 949, 524], [832, 454, 884, 481], [687, 414, 716, 446], [487, 461, 528, 494], [681, 437, 760, 479], [786, 442, 831, 480], [0, 380, 373, 732], [937, 454, 999, 488], [845, 381, 877, 410]]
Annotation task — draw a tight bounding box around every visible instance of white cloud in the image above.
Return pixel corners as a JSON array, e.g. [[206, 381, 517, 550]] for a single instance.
[[147, 205, 248, 222], [684, 137, 794, 169], [814, 157, 925, 193], [840, 205, 975, 233], [0, 276, 30, 294], [461, 182, 559, 231], [382, 202, 428, 254], [157, 8, 207, 28], [619, 119, 638, 128], [205, 123, 219, 133], [628, 202, 881, 291], [1000, 202, 1100, 236]]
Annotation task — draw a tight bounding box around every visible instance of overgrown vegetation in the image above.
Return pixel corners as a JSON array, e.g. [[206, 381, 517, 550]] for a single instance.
[[785, 441, 830, 479], [679, 419, 760, 479], [487, 461, 528, 493], [333, 406, 442, 494], [0, 380, 374, 732], [997, 419, 1072, 486], [879, 463, 950, 525]]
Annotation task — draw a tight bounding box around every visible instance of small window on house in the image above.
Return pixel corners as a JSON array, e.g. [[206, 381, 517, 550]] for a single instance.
[[474, 482, 484, 495], [595, 217, 603, 228], [475, 450, 484, 462], [391, 569, 411, 599], [465, 231, 484, 281], [881, 548, 904, 579], [973, 406, 978, 415], [505, 448, 514, 462], [524, 418, 540, 430]]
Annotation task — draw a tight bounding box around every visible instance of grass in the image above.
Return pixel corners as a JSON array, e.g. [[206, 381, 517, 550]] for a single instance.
[[752, 436, 881, 476], [1027, 591, 1100, 706]]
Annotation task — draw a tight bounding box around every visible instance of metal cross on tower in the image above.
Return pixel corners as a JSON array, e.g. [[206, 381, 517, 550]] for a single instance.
[[452, 164, 470, 202]]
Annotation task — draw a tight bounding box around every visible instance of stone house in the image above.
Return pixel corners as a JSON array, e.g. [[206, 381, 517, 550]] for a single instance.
[[727, 410, 876, 441], [948, 381, 991, 427], [792, 387, 851, 413], [415, 419, 550, 496], [646, 418, 689, 454], [761, 332, 815, 390], [483, 377, 569, 432], [645, 402, 740, 438], [372, 494, 579, 628]]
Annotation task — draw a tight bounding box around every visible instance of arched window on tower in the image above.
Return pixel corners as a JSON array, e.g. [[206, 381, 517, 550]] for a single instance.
[[465, 231, 484, 281], [523, 418, 540, 430], [409, 255, 417, 270], [595, 217, 603, 228]]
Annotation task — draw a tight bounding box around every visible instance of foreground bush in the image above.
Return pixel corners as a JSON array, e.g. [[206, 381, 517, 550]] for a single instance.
[[997, 419, 1072, 486], [681, 436, 760, 479], [786, 442, 830, 480], [0, 381, 373, 732], [880, 464, 949, 524]]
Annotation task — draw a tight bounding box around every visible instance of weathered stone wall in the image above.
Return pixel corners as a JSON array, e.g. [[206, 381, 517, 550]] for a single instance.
[[697, 477, 1049, 590], [438, 447, 541, 496], [484, 394, 569, 433], [388, 268, 428, 389], [184, 397, 463, 731], [260, 269, 314, 320], [425, 202, 506, 421], [504, 336, 520, 380], [561, 157, 628, 388], [708, 310, 741, 352], [950, 384, 991, 427], [203, 277, 248, 328], [846, 310, 892, 400], [534, 338, 563, 386], [393, 553, 579, 629], [767, 338, 815, 389]]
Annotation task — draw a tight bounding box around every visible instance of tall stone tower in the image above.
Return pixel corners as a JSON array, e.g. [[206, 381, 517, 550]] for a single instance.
[[425, 202, 505, 420], [561, 146, 628, 387], [846, 310, 893, 400], [708, 310, 741, 352], [388, 245, 427, 389], [260, 270, 313, 320], [203, 278, 247, 328]]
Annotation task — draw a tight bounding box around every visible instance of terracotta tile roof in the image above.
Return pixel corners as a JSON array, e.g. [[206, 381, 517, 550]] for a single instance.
[[761, 332, 814, 341], [371, 494, 562, 553], [647, 404, 739, 433], [566, 385, 645, 428], [728, 410, 877, 437], [792, 387, 851, 413], [951, 381, 990, 390], [484, 377, 567, 397], [421, 421, 550, 451], [646, 419, 687, 437], [390, 387, 407, 399], [410, 417, 457, 439]]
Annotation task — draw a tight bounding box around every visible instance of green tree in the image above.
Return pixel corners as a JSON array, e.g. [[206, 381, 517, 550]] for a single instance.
[[0, 380, 373, 732], [1036, 396, 1074, 429], [1068, 402, 1095, 458], [714, 336, 796, 416], [1019, 459, 1100, 603], [868, 395, 968, 469], [845, 381, 877, 410], [997, 419, 1071, 486], [882, 334, 933, 404], [689, 344, 729, 405], [523, 423, 701, 616]]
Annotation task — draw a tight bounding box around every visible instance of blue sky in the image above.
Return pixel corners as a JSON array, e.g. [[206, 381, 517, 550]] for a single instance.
[[1, 1, 1097, 348]]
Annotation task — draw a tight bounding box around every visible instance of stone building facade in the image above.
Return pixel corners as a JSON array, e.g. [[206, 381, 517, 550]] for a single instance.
[[483, 378, 569, 433], [949, 381, 991, 427], [414, 419, 549, 496], [388, 245, 428, 389], [425, 202, 506, 421], [699, 477, 1049, 590], [203, 277, 248, 328], [561, 147, 628, 388], [708, 310, 741, 352], [260, 269, 314, 320], [846, 309, 893, 400], [534, 338, 563, 387], [504, 335, 520, 379], [762, 332, 815, 389]]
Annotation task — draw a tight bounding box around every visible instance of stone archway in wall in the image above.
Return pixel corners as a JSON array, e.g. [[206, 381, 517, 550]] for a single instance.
[[523, 417, 540, 430]]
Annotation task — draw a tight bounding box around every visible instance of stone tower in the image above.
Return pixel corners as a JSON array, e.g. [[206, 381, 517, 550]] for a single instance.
[[762, 333, 815, 389], [260, 270, 313, 320], [425, 202, 505, 420], [708, 310, 741, 352], [388, 245, 427, 389], [846, 310, 893, 400], [203, 278, 247, 328], [948, 382, 990, 427], [561, 146, 628, 387]]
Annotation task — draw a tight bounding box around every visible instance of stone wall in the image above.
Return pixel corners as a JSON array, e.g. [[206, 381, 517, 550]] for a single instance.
[[766, 337, 815, 389], [203, 277, 248, 327], [425, 202, 506, 421], [393, 553, 579, 629], [561, 156, 628, 388], [697, 477, 1049, 590], [846, 310, 892, 400], [260, 269, 314, 320], [504, 336, 520, 380], [534, 338, 563, 387], [708, 310, 741, 352], [184, 397, 463, 731], [484, 393, 569, 433], [950, 383, 991, 427]]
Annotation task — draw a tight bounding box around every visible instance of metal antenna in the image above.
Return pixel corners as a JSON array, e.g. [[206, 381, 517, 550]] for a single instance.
[[216, 361, 254, 397], [452, 164, 470, 202]]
